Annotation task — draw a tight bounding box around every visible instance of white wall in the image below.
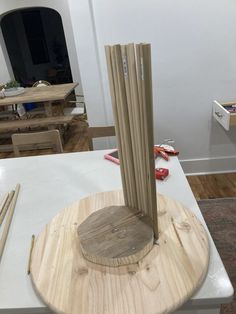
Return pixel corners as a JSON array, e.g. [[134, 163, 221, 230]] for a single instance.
[[68, 0, 236, 173], [0, 0, 83, 93], [0, 0, 235, 173]]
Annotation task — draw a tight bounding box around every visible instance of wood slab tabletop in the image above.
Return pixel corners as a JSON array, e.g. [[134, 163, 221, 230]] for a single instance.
[[31, 190, 209, 314], [0, 83, 78, 106]]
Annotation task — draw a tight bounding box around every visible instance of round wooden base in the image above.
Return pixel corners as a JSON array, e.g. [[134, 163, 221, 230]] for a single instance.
[[78, 205, 154, 266], [31, 190, 209, 314]]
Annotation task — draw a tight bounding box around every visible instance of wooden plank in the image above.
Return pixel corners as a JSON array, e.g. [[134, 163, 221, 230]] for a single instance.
[[136, 44, 149, 215], [105, 46, 129, 205], [121, 45, 142, 210], [0, 116, 73, 132], [31, 190, 209, 314], [105, 43, 157, 236], [12, 130, 63, 156], [140, 43, 158, 237], [111, 45, 133, 206], [113, 45, 137, 208], [0, 83, 78, 106]]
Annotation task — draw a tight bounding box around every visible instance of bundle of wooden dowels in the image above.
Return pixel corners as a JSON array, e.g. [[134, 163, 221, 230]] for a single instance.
[[105, 43, 158, 238], [0, 184, 20, 261]]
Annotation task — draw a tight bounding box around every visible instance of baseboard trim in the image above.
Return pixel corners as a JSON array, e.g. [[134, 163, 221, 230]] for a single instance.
[[180, 156, 236, 175]]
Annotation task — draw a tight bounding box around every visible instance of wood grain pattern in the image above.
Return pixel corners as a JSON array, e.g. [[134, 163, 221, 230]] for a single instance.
[[31, 190, 209, 314], [78, 205, 154, 266], [0, 83, 78, 106], [105, 44, 158, 237]]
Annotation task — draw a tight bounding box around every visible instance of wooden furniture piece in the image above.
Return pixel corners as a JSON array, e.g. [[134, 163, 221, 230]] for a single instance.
[[31, 190, 209, 314], [0, 115, 73, 132], [0, 151, 233, 314], [105, 43, 157, 238], [30, 44, 209, 313], [0, 83, 78, 152], [63, 94, 86, 118], [0, 115, 73, 152], [213, 100, 236, 130], [11, 130, 63, 157], [88, 126, 115, 150], [0, 83, 78, 117]]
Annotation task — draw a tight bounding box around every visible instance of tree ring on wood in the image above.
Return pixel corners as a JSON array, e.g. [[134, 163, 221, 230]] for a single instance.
[[77, 205, 154, 267]]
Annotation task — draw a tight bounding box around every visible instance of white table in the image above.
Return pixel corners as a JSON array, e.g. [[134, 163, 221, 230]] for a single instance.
[[0, 151, 233, 314]]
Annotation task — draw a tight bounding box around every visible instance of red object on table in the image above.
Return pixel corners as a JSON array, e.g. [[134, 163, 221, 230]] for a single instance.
[[154, 146, 179, 161], [155, 168, 169, 180]]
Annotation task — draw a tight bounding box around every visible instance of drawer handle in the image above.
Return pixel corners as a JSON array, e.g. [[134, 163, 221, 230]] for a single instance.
[[215, 111, 223, 118]]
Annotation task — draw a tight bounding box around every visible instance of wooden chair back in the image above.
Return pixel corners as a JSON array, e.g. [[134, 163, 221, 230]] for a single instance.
[[88, 126, 115, 150], [12, 130, 63, 157]]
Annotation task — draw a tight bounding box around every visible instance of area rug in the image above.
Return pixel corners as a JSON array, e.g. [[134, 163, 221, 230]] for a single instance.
[[198, 197, 236, 314]]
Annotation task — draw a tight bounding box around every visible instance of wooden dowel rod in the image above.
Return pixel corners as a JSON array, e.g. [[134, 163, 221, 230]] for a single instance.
[[0, 193, 9, 216], [0, 191, 14, 226], [0, 184, 20, 261], [27, 234, 35, 274]]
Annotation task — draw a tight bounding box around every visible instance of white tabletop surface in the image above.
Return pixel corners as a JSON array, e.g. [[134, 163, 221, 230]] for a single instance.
[[0, 150, 233, 313]]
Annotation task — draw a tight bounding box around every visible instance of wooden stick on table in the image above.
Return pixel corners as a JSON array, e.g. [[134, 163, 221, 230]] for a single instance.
[[0, 184, 20, 261], [27, 235, 35, 275], [0, 193, 9, 216], [0, 191, 15, 226]]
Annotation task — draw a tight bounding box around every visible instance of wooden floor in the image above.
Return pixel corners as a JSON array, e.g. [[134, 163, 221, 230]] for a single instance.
[[0, 117, 235, 200], [187, 173, 236, 200]]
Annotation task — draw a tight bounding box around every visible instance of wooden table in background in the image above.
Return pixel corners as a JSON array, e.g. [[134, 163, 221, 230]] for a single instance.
[[0, 82, 78, 117], [0, 83, 78, 152]]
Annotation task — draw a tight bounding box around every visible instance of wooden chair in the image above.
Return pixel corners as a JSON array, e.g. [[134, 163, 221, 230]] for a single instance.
[[63, 94, 87, 119], [11, 130, 63, 157], [88, 126, 115, 150]]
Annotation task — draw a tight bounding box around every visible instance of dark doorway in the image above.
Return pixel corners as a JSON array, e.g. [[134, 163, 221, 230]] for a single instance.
[[1, 7, 73, 87]]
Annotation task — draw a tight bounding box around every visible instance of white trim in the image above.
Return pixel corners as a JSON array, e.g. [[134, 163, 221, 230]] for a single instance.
[[180, 155, 236, 175], [67, 0, 108, 127]]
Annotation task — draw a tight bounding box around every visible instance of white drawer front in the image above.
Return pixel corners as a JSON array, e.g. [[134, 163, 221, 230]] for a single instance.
[[213, 101, 230, 131]]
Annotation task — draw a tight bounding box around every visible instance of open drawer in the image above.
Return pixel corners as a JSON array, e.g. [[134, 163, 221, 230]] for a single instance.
[[213, 100, 236, 131]]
